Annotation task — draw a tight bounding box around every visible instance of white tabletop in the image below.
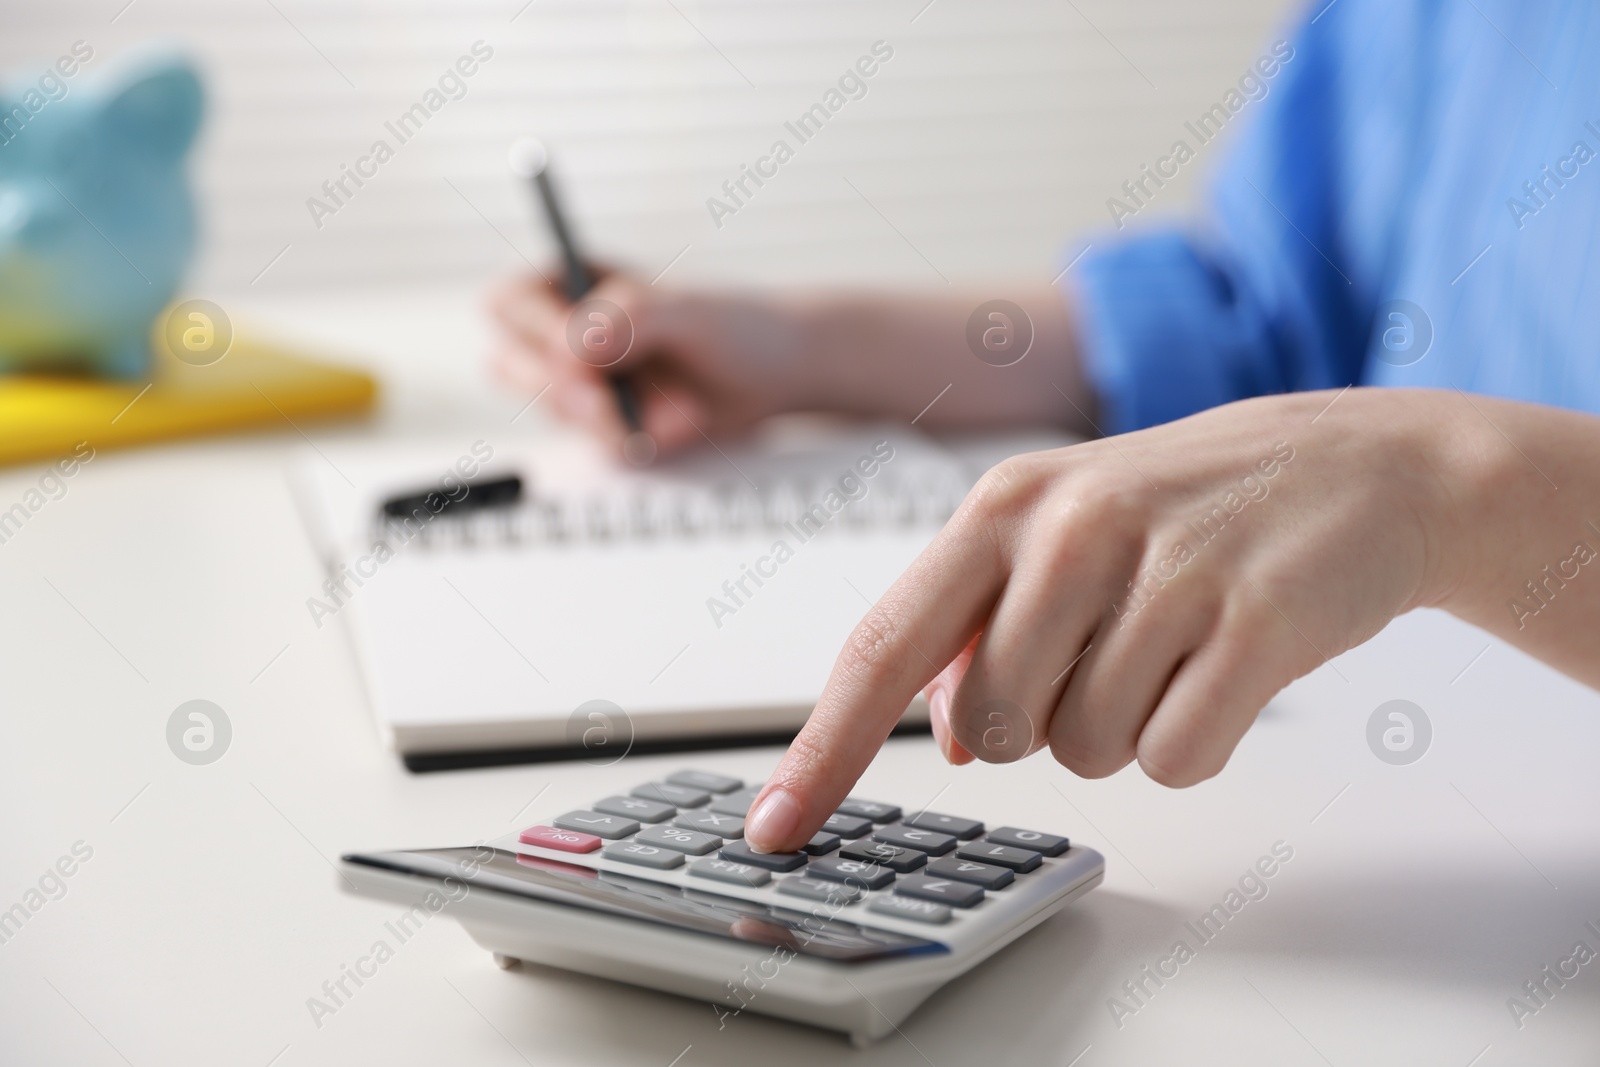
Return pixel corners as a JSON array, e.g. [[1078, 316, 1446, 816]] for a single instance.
[[2, 290, 1597, 1066]]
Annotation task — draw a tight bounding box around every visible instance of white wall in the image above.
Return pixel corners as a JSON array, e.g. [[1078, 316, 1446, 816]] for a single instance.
[[3, 0, 1298, 296]]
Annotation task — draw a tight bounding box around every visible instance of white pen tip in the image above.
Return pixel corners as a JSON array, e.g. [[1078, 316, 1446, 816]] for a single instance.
[[508, 137, 549, 179]]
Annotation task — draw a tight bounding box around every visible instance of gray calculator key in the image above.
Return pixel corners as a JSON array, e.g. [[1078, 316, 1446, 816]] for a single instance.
[[903, 811, 985, 839], [690, 857, 771, 887], [872, 824, 957, 856], [633, 782, 711, 808], [986, 826, 1070, 856], [926, 856, 1014, 889], [674, 809, 745, 838], [593, 795, 675, 823], [718, 840, 807, 872], [777, 876, 863, 905], [956, 841, 1042, 872], [868, 895, 951, 925], [836, 798, 902, 823], [553, 811, 640, 840], [803, 831, 842, 856], [635, 824, 721, 855], [821, 813, 873, 839], [708, 788, 762, 817], [840, 839, 927, 873], [894, 874, 985, 908], [668, 770, 744, 794], [806, 856, 896, 891], [602, 841, 686, 870]]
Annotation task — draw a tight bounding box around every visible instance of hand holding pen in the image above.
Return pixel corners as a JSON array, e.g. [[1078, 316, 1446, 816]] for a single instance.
[[507, 136, 658, 466]]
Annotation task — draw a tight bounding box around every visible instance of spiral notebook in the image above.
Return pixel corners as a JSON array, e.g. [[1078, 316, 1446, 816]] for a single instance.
[[294, 422, 1069, 769]]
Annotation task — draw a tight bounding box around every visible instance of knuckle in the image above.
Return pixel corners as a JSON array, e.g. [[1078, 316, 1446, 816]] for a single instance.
[[835, 607, 905, 687], [1066, 467, 1150, 527], [1048, 732, 1129, 780], [775, 728, 831, 789], [1221, 588, 1282, 635], [1136, 736, 1218, 789], [967, 454, 1043, 516], [1031, 510, 1094, 580], [955, 453, 1050, 554]]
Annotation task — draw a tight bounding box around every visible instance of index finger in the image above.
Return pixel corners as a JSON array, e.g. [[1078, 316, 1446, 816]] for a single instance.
[[744, 517, 1006, 852]]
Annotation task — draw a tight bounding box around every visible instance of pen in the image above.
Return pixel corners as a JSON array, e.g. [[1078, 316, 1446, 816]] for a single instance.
[[380, 475, 523, 519], [509, 136, 656, 466]]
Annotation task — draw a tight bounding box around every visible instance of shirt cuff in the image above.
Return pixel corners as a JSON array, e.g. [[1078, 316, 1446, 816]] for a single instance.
[[1066, 230, 1277, 435]]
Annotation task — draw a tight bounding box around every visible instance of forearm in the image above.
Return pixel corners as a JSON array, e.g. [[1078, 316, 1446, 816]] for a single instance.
[[1420, 392, 1600, 687], [778, 286, 1098, 437]]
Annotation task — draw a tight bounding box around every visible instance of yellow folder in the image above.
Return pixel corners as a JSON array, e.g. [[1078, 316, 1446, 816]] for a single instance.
[[0, 329, 378, 466]]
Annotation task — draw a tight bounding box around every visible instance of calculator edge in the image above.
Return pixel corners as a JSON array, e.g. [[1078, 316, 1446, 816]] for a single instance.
[[336, 843, 1104, 1044]]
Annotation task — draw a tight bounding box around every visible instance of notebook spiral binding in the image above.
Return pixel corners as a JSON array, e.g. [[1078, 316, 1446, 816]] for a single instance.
[[370, 473, 967, 552]]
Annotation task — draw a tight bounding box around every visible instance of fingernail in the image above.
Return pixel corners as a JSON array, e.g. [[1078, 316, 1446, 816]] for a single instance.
[[929, 687, 953, 763], [745, 788, 800, 853]]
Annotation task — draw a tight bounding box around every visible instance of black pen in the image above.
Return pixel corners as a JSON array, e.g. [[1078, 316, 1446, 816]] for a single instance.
[[509, 136, 656, 466], [380, 475, 523, 519]]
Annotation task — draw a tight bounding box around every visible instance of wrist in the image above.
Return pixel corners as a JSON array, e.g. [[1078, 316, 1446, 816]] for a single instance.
[[775, 293, 883, 414], [1403, 390, 1531, 616], [780, 296, 849, 412]]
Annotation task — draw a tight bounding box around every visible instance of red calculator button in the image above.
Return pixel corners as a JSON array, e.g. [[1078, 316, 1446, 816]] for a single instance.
[[519, 825, 602, 853]]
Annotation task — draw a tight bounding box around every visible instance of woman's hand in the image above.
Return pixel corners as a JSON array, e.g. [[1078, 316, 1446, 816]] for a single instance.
[[489, 271, 818, 454], [744, 386, 1600, 853], [489, 272, 1096, 456]]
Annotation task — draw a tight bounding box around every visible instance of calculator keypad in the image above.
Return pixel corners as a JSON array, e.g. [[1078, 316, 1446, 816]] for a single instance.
[[807, 856, 896, 891], [869, 895, 951, 924], [986, 827, 1070, 856], [603, 841, 684, 869], [872, 824, 957, 856], [708, 788, 763, 817], [673, 809, 744, 837], [690, 857, 770, 887], [836, 798, 902, 823], [903, 811, 985, 839], [894, 874, 985, 908], [803, 831, 842, 856], [926, 856, 1014, 889], [820, 813, 874, 839], [667, 770, 743, 794], [553, 811, 639, 839], [518, 825, 601, 853], [593, 796, 675, 823], [515, 772, 1076, 934], [634, 824, 721, 855], [955, 841, 1042, 872], [632, 782, 711, 808], [719, 840, 807, 872], [839, 839, 927, 873]]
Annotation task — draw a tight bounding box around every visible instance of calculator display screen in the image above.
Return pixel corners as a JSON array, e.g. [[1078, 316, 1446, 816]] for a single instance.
[[345, 847, 947, 962]]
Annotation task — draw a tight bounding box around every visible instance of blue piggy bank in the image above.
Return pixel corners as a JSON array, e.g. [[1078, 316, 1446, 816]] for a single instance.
[[0, 53, 203, 379]]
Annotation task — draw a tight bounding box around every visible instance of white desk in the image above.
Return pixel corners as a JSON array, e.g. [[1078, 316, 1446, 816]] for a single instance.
[[2, 291, 1598, 1066]]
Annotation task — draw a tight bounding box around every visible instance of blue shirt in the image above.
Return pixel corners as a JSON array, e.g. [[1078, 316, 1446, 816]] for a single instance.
[[1071, 0, 1600, 434]]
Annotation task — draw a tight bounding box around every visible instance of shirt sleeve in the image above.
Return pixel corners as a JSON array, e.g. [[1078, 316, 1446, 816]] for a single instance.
[[1068, 4, 1381, 434]]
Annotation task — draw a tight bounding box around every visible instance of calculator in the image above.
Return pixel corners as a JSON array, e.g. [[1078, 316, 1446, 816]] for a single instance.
[[340, 768, 1105, 1046]]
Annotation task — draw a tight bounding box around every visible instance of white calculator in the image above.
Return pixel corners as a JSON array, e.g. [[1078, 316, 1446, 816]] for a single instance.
[[340, 768, 1105, 1045]]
